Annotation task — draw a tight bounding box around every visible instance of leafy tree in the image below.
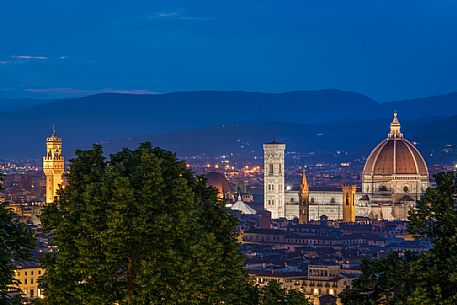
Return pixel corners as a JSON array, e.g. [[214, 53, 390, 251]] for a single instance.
[[39, 143, 252, 305], [341, 172, 457, 305], [286, 288, 312, 305], [339, 252, 418, 305], [259, 281, 311, 305], [407, 172, 457, 304], [0, 173, 35, 304]]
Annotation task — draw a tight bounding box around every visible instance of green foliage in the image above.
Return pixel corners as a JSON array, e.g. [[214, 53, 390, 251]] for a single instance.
[[259, 281, 311, 305], [339, 252, 418, 305], [341, 172, 457, 305], [39, 143, 253, 305], [407, 172, 457, 304], [0, 173, 36, 304]]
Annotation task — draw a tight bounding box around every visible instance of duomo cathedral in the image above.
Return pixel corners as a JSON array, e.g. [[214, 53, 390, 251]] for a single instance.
[[264, 112, 430, 221]]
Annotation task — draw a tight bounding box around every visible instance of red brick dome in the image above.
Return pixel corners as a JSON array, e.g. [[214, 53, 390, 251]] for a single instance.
[[363, 113, 428, 177], [205, 172, 231, 194]]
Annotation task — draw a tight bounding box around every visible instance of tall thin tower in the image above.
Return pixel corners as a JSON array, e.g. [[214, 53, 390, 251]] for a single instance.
[[263, 140, 285, 219], [43, 127, 64, 204], [342, 184, 357, 222], [299, 169, 310, 224]]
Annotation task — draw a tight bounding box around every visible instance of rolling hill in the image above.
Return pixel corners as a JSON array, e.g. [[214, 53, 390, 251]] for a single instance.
[[0, 89, 455, 160]]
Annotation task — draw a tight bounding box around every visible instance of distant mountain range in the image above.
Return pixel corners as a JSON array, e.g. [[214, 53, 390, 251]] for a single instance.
[[102, 116, 456, 165], [0, 89, 456, 160]]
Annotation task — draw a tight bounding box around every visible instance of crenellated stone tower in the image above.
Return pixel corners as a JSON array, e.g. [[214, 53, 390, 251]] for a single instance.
[[298, 169, 310, 224], [43, 127, 64, 204], [263, 140, 285, 219]]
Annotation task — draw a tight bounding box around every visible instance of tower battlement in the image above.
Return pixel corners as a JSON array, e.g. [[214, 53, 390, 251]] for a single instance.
[[43, 128, 64, 204]]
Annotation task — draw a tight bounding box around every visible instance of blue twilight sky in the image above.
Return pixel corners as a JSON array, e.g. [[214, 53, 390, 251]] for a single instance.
[[0, 0, 456, 101]]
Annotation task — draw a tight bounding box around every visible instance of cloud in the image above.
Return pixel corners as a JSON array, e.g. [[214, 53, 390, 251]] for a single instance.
[[149, 12, 212, 21], [24, 87, 158, 96], [12, 55, 48, 60], [0, 61, 12, 64], [156, 12, 179, 18]]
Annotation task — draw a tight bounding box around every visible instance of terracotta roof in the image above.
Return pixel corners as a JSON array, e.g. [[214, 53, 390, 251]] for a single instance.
[[205, 172, 231, 193], [363, 138, 428, 176], [363, 113, 428, 177]]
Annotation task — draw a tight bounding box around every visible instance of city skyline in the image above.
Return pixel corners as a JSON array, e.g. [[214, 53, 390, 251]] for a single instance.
[[1, 2, 457, 304]]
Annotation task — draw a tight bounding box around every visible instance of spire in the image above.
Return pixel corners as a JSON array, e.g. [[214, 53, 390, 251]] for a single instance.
[[298, 167, 310, 224], [388, 111, 403, 138], [300, 168, 309, 193], [51, 124, 57, 138]]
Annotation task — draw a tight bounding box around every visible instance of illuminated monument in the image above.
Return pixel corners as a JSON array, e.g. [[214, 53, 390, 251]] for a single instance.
[[361, 112, 430, 220], [263, 140, 286, 219], [298, 170, 309, 224], [43, 127, 64, 204], [265, 112, 429, 221]]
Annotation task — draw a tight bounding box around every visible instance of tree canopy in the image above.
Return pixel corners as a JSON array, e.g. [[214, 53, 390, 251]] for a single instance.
[[341, 172, 457, 305], [0, 173, 35, 304], [259, 281, 311, 305], [39, 143, 311, 305], [39, 143, 254, 304]]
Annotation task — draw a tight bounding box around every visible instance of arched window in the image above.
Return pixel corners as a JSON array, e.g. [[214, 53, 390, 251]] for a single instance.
[[330, 198, 335, 203], [403, 186, 409, 192], [290, 198, 294, 202], [310, 198, 315, 203]]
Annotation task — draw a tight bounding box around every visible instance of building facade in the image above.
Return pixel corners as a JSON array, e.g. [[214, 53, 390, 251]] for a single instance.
[[14, 265, 45, 300], [251, 264, 352, 305]]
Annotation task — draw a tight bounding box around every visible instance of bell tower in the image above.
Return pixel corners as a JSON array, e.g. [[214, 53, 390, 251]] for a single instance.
[[263, 140, 285, 219], [342, 184, 357, 222], [43, 127, 64, 204], [298, 169, 310, 224]]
